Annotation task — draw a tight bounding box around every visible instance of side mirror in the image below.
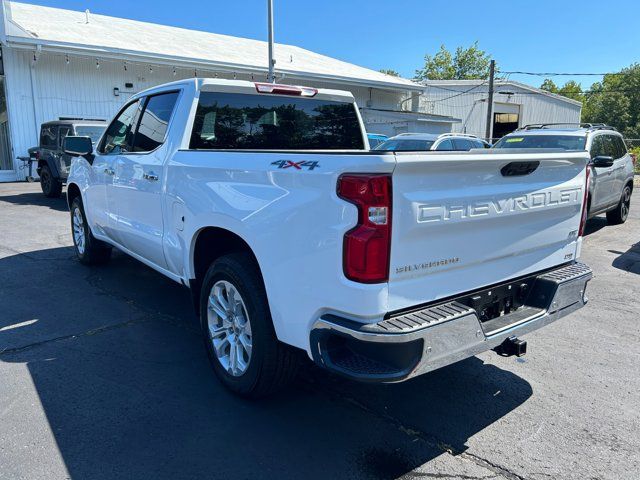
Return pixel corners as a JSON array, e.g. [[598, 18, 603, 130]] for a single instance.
[[592, 155, 614, 168], [63, 136, 94, 160]]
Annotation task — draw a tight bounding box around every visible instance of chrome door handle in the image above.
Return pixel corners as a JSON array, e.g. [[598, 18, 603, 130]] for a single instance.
[[104, 168, 115, 175], [143, 172, 159, 181]]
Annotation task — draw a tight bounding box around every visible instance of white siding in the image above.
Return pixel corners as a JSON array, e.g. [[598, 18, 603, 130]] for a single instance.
[[420, 82, 582, 140], [4, 48, 409, 178], [360, 109, 454, 137]]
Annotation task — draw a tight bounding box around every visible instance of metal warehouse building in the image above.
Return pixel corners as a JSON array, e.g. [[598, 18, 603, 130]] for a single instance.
[[421, 80, 583, 141], [0, 0, 458, 182]]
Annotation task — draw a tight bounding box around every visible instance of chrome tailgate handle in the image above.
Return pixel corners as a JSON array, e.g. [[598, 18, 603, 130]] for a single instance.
[[143, 172, 159, 181]]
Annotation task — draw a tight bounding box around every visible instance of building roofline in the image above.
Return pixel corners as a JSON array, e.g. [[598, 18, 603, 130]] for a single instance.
[[2, 0, 425, 93], [5, 36, 425, 92], [424, 79, 583, 107]]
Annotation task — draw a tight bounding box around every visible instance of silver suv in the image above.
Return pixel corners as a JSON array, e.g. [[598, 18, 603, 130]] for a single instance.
[[374, 133, 491, 152], [493, 124, 634, 225]]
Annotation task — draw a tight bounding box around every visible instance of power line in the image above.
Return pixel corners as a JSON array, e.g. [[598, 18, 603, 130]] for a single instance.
[[499, 70, 632, 77], [496, 88, 640, 95], [424, 81, 488, 103], [427, 84, 640, 97]]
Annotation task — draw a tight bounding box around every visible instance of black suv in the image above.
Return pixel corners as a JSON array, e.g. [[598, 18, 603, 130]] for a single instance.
[[30, 118, 107, 197]]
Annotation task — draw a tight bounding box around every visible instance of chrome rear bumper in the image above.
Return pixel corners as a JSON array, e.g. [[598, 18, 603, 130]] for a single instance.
[[310, 262, 592, 382]]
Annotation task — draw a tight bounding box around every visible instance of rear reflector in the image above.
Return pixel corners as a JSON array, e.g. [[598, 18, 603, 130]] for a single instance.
[[337, 174, 392, 283], [255, 82, 318, 97], [579, 163, 591, 237]]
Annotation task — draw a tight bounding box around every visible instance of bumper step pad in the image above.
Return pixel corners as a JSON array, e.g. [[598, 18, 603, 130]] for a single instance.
[[361, 301, 475, 334]]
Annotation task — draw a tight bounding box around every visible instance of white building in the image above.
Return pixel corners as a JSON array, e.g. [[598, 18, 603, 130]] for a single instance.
[[0, 1, 459, 182], [421, 80, 583, 141]]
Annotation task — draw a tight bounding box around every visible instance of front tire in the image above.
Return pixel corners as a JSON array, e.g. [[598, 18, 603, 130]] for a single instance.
[[606, 185, 632, 225], [70, 196, 112, 265], [40, 164, 63, 198], [199, 253, 299, 398]]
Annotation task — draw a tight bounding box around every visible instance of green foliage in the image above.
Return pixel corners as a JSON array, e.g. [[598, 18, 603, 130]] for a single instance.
[[414, 42, 493, 81], [582, 63, 640, 139], [379, 69, 400, 77], [557, 81, 584, 102], [540, 79, 559, 93], [630, 146, 640, 173], [541, 79, 584, 102]]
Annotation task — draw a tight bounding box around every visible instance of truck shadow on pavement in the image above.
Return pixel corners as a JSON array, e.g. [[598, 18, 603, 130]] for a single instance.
[[0, 190, 69, 212], [0, 247, 533, 480]]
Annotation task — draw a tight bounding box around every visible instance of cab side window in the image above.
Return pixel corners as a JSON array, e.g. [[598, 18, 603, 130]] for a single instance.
[[452, 138, 473, 151], [100, 100, 141, 154], [602, 135, 618, 159], [132, 91, 179, 152], [57, 126, 72, 149], [613, 136, 627, 159], [590, 136, 606, 159], [40, 125, 57, 149], [436, 139, 454, 151]]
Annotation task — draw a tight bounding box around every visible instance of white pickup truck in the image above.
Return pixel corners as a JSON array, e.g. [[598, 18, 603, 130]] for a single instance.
[[64, 79, 593, 397]]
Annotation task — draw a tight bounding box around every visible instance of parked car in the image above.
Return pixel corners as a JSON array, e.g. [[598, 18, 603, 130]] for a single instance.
[[493, 124, 634, 224], [30, 118, 107, 197], [366, 133, 388, 149], [63, 79, 592, 397], [374, 132, 490, 151]]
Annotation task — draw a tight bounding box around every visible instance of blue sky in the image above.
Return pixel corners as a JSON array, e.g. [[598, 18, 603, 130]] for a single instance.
[[18, 0, 640, 89]]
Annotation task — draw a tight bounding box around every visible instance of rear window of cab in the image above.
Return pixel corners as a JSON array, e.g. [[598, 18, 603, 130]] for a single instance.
[[189, 92, 364, 150]]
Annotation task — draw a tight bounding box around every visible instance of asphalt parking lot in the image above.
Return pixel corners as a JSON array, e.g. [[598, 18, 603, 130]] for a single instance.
[[0, 182, 638, 480]]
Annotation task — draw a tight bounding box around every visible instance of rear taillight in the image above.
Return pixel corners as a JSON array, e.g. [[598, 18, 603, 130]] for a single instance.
[[631, 153, 637, 166], [254, 82, 318, 97], [579, 163, 591, 237], [337, 174, 392, 283]]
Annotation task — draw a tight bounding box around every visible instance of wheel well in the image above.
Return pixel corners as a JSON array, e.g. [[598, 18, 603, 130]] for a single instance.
[[66, 183, 81, 209], [190, 227, 261, 313], [626, 180, 634, 193], [38, 159, 57, 175]]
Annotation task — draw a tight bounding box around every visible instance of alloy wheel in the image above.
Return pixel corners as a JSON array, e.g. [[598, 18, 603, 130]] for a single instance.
[[207, 280, 253, 376], [621, 187, 631, 221], [72, 207, 86, 255]]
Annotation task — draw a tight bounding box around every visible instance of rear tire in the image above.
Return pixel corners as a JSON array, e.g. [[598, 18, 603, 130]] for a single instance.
[[70, 196, 112, 265], [199, 253, 299, 398], [606, 185, 632, 225], [40, 164, 63, 198]]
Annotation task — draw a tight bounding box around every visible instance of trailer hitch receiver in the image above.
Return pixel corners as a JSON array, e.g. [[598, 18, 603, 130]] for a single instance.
[[493, 336, 527, 357]]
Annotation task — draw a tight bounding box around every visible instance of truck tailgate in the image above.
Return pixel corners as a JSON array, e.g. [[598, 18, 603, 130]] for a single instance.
[[388, 150, 589, 312]]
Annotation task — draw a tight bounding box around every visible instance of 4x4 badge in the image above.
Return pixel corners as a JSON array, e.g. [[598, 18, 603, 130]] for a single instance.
[[271, 160, 320, 171]]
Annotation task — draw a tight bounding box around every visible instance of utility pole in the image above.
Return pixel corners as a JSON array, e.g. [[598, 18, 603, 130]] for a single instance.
[[267, 0, 275, 83], [485, 59, 495, 142]]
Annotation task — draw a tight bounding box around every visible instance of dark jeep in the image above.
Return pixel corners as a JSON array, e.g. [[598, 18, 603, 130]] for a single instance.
[[30, 118, 107, 197]]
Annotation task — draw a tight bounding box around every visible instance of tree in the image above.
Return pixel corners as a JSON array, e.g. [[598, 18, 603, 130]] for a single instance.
[[541, 79, 584, 102], [557, 80, 584, 102], [540, 78, 559, 93], [582, 63, 640, 138], [379, 69, 400, 77], [414, 42, 493, 81]]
